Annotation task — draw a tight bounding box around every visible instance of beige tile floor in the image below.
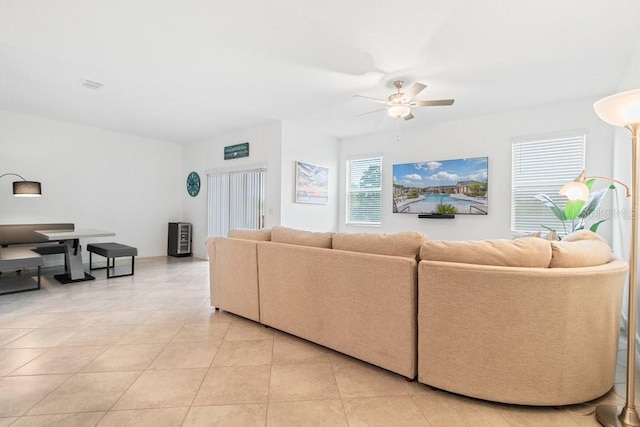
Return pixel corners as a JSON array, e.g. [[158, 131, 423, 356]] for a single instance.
[[0, 256, 635, 426]]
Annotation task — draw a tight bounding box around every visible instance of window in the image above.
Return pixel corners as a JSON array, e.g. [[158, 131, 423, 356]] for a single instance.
[[346, 156, 382, 226], [207, 167, 265, 237], [511, 134, 585, 233]]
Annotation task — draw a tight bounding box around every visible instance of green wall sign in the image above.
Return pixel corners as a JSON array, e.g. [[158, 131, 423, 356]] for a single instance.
[[224, 142, 249, 160]]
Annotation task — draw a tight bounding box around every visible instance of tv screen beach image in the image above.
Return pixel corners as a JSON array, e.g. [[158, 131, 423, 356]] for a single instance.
[[393, 157, 488, 215]]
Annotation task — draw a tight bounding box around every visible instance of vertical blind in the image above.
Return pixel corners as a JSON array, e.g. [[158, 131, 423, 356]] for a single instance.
[[346, 156, 382, 226], [207, 168, 265, 237], [511, 134, 585, 233]]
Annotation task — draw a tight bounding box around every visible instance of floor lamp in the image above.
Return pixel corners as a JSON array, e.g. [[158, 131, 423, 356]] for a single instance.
[[593, 88, 640, 427], [0, 173, 42, 197]]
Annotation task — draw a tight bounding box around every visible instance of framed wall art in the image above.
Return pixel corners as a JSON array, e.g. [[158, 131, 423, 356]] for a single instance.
[[295, 161, 329, 204]]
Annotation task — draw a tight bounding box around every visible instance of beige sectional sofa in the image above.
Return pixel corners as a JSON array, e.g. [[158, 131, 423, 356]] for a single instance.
[[206, 227, 627, 406], [207, 226, 425, 378], [417, 231, 627, 405]]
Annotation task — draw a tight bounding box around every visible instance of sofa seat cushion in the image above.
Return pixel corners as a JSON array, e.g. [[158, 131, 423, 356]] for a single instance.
[[420, 237, 552, 268], [228, 228, 272, 241], [271, 226, 333, 248], [333, 231, 426, 259], [549, 230, 612, 268]]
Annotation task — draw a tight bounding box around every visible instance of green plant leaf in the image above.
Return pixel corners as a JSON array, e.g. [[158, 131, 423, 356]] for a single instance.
[[565, 199, 585, 220], [585, 178, 595, 190], [534, 194, 567, 221], [590, 219, 608, 232], [578, 187, 609, 219], [571, 220, 585, 233]]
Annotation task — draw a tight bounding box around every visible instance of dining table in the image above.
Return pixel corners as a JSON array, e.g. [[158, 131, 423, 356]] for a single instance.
[[35, 229, 115, 283]]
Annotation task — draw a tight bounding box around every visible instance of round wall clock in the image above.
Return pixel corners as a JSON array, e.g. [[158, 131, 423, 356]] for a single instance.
[[186, 171, 201, 197]]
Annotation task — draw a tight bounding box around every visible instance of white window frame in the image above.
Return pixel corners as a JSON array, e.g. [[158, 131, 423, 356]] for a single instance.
[[346, 155, 383, 226], [511, 133, 586, 234]]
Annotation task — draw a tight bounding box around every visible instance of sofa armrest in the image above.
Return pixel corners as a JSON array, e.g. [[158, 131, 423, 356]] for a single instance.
[[417, 259, 627, 405], [207, 237, 260, 322]]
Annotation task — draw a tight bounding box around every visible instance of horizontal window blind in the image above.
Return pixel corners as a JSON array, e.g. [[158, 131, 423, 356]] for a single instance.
[[346, 157, 382, 226], [511, 135, 585, 233], [208, 168, 265, 237]]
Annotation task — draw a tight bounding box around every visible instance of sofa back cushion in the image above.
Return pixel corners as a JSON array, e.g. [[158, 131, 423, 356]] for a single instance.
[[333, 231, 426, 259], [419, 237, 552, 268], [561, 229, 609, 244], [228, 228, 272, 241], [271, 226, 333, 248], [549, 230, 612, 268]]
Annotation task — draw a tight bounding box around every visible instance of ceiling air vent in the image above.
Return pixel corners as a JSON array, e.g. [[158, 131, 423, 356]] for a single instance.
[[81, 79, 104, 90]]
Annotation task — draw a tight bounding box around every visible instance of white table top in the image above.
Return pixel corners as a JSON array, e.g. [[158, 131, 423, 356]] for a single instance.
[[35, 229, 116, 240]]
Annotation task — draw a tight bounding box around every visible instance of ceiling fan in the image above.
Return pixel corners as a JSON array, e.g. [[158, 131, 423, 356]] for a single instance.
[[354, 80, 454, 120]]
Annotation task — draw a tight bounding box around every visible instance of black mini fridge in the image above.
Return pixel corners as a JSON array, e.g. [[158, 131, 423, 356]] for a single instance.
[[168, 222, 192, 257]]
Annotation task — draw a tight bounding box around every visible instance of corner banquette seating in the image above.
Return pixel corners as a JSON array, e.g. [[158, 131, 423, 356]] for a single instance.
[[0, 223, 74, 294], [206, 226, 627, 406]]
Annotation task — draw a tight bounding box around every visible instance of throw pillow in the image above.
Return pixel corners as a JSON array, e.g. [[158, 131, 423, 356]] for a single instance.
[[549, 239, 612, 268], [562, 229, 609, 244]]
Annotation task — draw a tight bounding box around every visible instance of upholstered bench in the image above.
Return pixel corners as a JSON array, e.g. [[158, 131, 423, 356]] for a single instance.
[[0, 247, 44, 295], [87, 243, 137, 278]]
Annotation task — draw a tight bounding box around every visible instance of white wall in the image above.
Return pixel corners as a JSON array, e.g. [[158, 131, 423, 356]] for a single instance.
[[280, 122, 339, 232], [0, 110, 183, 258], [611, 38, 640, 258], [181, 121, 282, 259], [338, 98, 615, 242], [610, 40, 640, 338]]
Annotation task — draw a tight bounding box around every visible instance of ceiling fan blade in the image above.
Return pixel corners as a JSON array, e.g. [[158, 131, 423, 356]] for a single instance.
[[412, 99, 455, 107], [353, 94, 387, 104], [357, 108, 386, 117], [401, 83, 427, 102], [404, 112, 415, 121]]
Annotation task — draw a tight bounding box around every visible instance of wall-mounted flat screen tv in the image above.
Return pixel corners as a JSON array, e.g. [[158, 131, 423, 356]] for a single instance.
[[393, 157, 488, 215]]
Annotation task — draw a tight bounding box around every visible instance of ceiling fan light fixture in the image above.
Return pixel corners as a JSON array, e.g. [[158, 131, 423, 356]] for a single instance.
[[388, 105, 411, 118], [355, 80, 454, 121]]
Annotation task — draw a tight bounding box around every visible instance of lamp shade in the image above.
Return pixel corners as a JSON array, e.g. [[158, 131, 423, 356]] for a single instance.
[[13, 181, 41, 197], [594, 88, 640, 126], [558, 170, 589, 201], [559, 181, 589, 201]]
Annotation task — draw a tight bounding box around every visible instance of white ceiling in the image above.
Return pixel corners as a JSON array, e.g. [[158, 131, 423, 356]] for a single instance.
[[1, 0, 639, 143]]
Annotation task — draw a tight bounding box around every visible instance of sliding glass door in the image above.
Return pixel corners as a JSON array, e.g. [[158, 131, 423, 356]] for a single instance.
[[207, 168, 265, 237]]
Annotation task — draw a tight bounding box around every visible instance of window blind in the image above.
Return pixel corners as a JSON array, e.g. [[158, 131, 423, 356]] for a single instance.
[[207, 168, 265, 237], [511, 134, 585, 233], [346, 157, 382, 226]]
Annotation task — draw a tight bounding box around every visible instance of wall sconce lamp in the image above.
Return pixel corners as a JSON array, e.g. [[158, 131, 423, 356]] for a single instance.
[[559, 169, 631, 201], [0, 173, 42, 197], [591, 87, 640, 427]]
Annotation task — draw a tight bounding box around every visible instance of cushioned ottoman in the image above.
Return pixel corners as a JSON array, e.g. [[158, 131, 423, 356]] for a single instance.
[[87, 243, 137, 278]]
